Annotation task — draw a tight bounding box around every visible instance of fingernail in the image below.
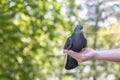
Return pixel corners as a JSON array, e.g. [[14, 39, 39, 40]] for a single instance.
[[63, 49, 68, 53]]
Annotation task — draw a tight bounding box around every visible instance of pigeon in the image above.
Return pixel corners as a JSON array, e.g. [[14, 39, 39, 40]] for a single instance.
[[64, 24, 87, 70]]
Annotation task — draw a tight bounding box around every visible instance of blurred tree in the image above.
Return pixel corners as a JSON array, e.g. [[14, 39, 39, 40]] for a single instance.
[[76, 0, 120, 80], [0, 0, 70, 80]]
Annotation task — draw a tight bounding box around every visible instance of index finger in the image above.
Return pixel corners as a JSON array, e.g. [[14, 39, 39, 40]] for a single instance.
[[67, 50, 78, 58]]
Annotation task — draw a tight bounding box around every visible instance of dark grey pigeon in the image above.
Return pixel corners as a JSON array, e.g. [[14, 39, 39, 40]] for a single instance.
[[64, 24, 87, 70]]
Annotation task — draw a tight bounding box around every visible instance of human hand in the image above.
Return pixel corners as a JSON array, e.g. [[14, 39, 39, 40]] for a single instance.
[[63, 48, 98, 62]]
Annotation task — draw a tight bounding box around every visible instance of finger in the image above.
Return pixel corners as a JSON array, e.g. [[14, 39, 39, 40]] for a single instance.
[[67, 50, 78, 58], [79, 49, 85, 53], [63, 49, 69, 53], [79, 49, 86, 54], [68, 50, 85, 62], [79, 48, 91, 54]]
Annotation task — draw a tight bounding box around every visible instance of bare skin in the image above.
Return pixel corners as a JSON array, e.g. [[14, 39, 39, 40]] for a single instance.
[[63, 48, 120, 62]]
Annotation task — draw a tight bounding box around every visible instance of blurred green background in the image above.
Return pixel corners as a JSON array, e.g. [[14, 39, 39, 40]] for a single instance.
[[0, 0, 120, 80]]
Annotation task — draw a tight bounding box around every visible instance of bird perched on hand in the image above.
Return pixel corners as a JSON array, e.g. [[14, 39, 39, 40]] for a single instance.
[[64, 24, 87, 70]]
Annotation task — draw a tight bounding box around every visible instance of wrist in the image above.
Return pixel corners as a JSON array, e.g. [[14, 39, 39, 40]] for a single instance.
[[93, 50, 100, 60]]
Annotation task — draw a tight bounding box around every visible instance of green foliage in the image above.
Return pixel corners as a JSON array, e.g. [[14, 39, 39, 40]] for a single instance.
[[0, 0, 72, 80]]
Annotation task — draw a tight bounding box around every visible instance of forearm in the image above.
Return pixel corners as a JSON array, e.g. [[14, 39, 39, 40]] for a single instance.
[[95, 49, 120, 62]]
